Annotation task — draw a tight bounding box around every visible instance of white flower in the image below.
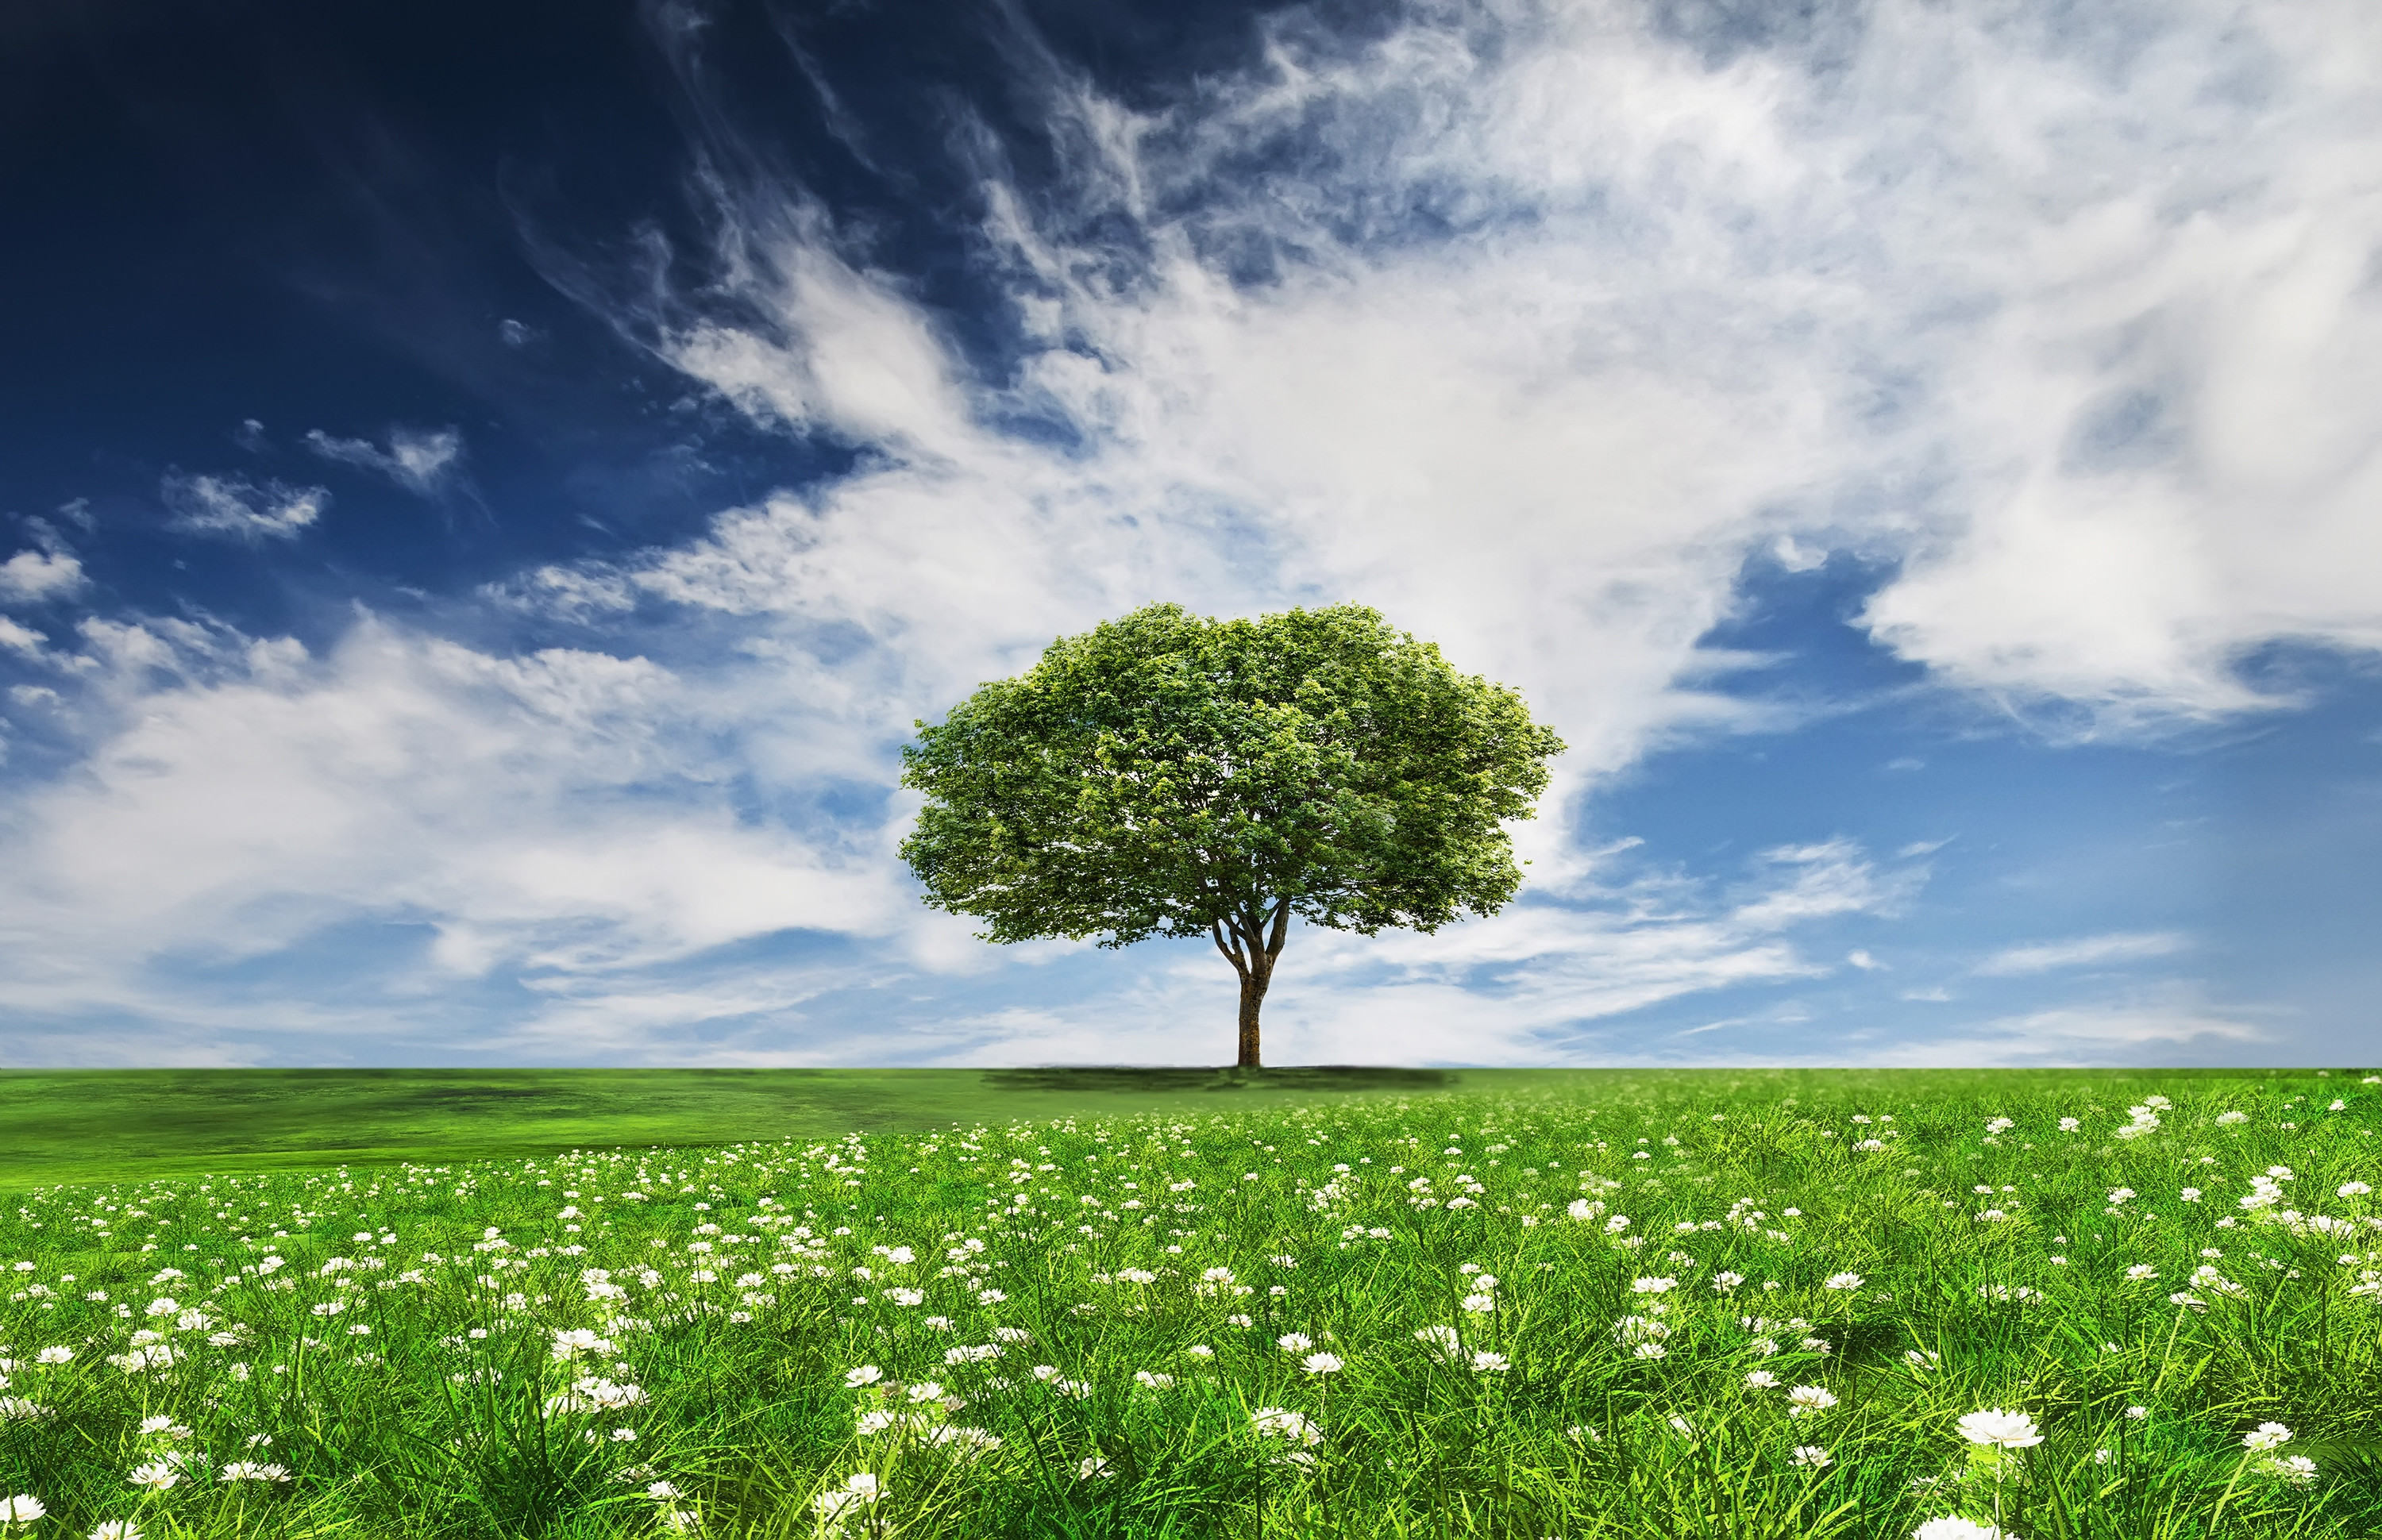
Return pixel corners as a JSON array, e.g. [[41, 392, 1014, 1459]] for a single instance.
[[1300, 1352, 1343, 1375], [813, 1471, 882, 1525], [218, 1463, 291, 1483], [1077, 1454, 1112, 1480], [1744, 1370, 1781, 1389], [2264, 1453, 2318, 1488], [1251, 1407, 1322, 1447], [1956, 1408, 2044, 1450], [2243, 1422, 2292, 1452], [1631, 1276, 1676, 1295], [842, 1365, 883, 1387], [1822, 1272, 1864, 1291], [2339, 1182, 2372, 1198], [1790, 1445, 1832, 1469], [126, 1462, 179, 1492], [33, 1348, 71, 1365], [1468, 1349, 1510, 1373], [1276, 1334, 1312, 1353], [1912, 1521, 2010, 1540], [1786, 1385, 1838, 1416], [1, 1496, 45, 1524], [2125, 1265, 2159, 1282], [1711, 1271, 1745, 1292], [90, 1522, 143, 1540], [2216, 1111, 2249, 1125]]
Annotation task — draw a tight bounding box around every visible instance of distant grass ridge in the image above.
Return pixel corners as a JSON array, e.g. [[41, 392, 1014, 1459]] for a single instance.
[[0, 1066, 2317, 1190], [0, 1068, 2376, 1537]]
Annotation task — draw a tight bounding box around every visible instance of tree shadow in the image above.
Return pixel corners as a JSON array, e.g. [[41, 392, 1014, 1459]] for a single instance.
[[978, 1065, 1453, 1094]]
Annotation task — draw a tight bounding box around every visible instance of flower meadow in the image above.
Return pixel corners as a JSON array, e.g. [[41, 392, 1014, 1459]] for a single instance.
[[2, 1075, 2380, 1538]]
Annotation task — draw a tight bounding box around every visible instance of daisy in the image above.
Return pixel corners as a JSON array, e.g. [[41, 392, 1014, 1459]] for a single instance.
[[2243, 1423, 2291, 1452], [1790, 1445, 1831, 1469], [1786, 1385, 1837, 1417], [1956, 1409, 2043, 1450]]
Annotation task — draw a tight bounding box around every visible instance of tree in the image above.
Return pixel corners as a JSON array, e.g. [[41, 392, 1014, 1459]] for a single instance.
[[898, 603, 1567, 1068]]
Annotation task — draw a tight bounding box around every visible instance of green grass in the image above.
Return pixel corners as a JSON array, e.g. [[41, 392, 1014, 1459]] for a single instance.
[[0, 1067, 1490, 1191], [1, 1067, 2378, 1538], [0, 1068, 2306, 1192]]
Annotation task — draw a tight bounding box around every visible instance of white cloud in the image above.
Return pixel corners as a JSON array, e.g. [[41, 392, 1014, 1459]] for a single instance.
[[305, 426, 466, 496], [1865, 993, 2268, 1068], [0, 616, 46, 655], [160, 473, 327, 541], [1844, 2, 2382, 726], [0, 614, 903, 1036], [0, 549, 84, 603], [1973, 931, 2186, 977]]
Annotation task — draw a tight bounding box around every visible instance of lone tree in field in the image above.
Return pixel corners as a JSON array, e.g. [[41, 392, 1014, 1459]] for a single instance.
[[899, 603, 1566, 1068]]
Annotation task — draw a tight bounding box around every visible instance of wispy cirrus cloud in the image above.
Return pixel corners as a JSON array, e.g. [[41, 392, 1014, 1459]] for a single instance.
[[1864, 991, 2269, 1068], [1973, 931, 2187, 977], [304, 426, 466, 497], [160, 472, 329, 541]]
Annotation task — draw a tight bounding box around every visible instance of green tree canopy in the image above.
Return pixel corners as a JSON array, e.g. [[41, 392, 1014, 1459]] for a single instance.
[[899, 603, 1567, 1067]]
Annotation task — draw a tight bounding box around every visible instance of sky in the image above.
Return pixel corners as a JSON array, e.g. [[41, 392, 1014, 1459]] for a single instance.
[[2, 0, 2378, 1070]]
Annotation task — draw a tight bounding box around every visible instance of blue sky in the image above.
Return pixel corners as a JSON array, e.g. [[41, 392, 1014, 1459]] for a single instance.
[[2, 0, 2377, 1069]]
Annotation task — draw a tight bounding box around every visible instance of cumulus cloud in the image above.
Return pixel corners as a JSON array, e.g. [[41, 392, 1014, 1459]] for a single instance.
[[0, 614, 901, 1038], [160, 473, 328, 541], [305, 426, 466, 496], [0, 549, 83, 603], [1973, 930, 2187, 976]]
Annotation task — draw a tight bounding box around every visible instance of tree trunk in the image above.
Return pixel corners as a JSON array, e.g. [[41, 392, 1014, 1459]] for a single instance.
[[1214, 899, 1291, 1071], [1236, 967, 1268, 1068]]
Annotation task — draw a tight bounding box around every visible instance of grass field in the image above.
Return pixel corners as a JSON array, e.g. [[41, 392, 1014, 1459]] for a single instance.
[[1, 1067, 2378, 1538]]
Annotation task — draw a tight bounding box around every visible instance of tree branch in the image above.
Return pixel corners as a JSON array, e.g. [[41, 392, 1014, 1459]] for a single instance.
[[1265, 896, 1291, 961], [1211, 918, 1249, 976]]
